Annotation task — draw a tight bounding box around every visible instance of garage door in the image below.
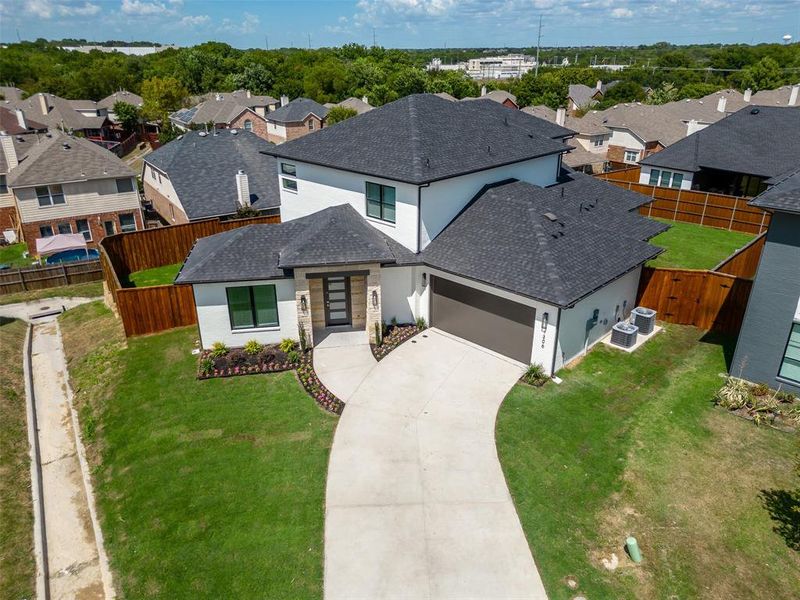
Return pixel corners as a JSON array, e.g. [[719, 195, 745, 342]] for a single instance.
[[430, 276, 535, 363]]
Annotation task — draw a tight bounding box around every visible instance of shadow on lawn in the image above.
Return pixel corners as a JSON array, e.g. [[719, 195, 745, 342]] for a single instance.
[[699, 331, 738, 372], [760, 488, 800, 551]]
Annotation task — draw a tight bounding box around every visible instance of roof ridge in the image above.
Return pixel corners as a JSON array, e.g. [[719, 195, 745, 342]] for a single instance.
[[408, 95, 424, 180]]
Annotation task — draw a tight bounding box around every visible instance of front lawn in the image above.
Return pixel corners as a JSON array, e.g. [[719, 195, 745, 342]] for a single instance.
[[0, 243, 33, 269], [497, 325, 800, 599], [60, 302, 338, 599], [0, 318, 35, 599], [124, 262, 182, 287], [0, 281, 103, 306], [647, 219, 755, 270]]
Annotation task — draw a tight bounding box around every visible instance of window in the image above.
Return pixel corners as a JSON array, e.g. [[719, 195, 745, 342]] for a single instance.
[[671, 173, 683, 189], [365, 182, 396, 223], [779, 323, 800, 384], [36, 184, 65, 207], [103, 220, 115, 236], [0, 174, 7, 194], [244, 119, 253, 131], [281, 163, 296, 176], [659, 170, 671, 187], [592, 137, 604, 147], [116, 178, 134, 194], [648, 169, 660, 185], [57, 222, 72, 234], [76, 219, 91, 241], [226, 285, 279, 330], [307, 119, 315, 131], [39, 225, 53, 237], [119, 213, 136, 233], [648, 169, 685, 189], [150, 167, 157, 180], [623, 150, 639, 164], [282, 177, 298, 192]]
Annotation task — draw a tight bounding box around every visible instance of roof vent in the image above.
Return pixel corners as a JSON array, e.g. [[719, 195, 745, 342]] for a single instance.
[[198, 131, 207, 137], [425, 158, 431, 168], [230, 129, 238, 135], [62, 142, 70, 150], [544, 212, 558, 221], [750, 107, 760, 115]]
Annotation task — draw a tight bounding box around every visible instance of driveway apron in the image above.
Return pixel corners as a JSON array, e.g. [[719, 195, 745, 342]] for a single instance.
[[322, 328, 548, 600]]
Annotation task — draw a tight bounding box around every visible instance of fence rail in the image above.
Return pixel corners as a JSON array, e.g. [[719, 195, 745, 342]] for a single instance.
[[115, 284, 198, 337], [636, 267, 752, 334], [0, 260, 102, 295]]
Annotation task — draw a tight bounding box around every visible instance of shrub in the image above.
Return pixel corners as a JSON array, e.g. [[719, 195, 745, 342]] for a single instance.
[[523, 363, 548, 386], [279, 338, 296, 353], [210, 341, 229, 357], [244, 339, 263, 355], [715, 376, 753, 410], [416, 316, 427, 329], [374, 321, 382, 346], [299, 323, 307, 352], [776, 390, 797, 403], [287, 349, 300, 364], [199, 357, 214, 375], [752, 382, 770, 397]]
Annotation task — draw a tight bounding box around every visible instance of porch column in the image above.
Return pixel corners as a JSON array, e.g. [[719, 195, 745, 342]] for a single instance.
[[294, 269, 314, 348], [366, 267, 382, 344]]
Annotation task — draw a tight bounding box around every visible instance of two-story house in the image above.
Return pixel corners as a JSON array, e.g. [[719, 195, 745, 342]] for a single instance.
[[264, 98, 328, 144], [5, 131, 142, 253], [176, 94, 666, 373]]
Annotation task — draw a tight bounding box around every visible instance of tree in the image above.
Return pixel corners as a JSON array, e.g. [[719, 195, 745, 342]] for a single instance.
[[141, 76, 187, 121], [738, 57, 782, 92], [326, 106, 358, 125], [158, 120, 179, 144], [231, 63, 275, 95], [113, 101, 140, 132], [391, 67, 427, 97], [597, 80, 646, 108], [647, 82, 678, 105]]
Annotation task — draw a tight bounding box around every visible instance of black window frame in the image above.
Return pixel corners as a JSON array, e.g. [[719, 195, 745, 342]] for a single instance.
[[281, 163, 297, 176], [226, 285, 280, 330], [365, 181, 396, 224], [282, 177, 298, 192], [115, 177, 134, 194], [0, 174, 7, 194]]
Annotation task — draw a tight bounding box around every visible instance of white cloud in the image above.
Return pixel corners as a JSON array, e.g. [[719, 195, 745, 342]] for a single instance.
[[610, 7, 633, 18], [120, 0, 174, 16], [220, 12, 260, 35], [25, 0, 100, 18], [180, 14, 210, 27]]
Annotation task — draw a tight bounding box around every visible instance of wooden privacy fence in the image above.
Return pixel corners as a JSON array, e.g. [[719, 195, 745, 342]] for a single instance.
[[636, 267, 753, 334], [101, 214, 280, 337], [712, 233, 766, 279], [596, 171, 770, 236], [0, 260, 102, 295]]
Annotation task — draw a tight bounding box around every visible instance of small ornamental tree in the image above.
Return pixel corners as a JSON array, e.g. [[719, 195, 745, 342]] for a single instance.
[[326, 106, 358, 125]]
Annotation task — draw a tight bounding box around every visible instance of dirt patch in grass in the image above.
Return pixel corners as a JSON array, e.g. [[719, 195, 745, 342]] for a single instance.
[[0, 318, 35, 599]]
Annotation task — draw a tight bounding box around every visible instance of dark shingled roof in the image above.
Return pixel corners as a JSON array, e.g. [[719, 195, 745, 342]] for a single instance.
[[750, 168, 800, 214], [144, 129, 280, 220], [175, 204, 415, 284], [421, 172, 666, 307], [266, 94, 572, 184], [640, 106, 800, 178], [267, 98, 329, 124]]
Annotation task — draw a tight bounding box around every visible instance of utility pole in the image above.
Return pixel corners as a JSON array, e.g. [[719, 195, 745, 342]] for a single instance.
[[372, 27, 376, 47], [534, 15, 542, 77], [265, 35, 269, 50], [308, 33, 311, 50]]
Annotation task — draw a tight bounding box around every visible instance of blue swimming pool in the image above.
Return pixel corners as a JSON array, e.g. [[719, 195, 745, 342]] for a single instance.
[[45, 248, 100, 264]]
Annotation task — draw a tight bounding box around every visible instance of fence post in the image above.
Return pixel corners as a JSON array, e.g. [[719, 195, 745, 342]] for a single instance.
[[728, 197, 737, 231], [699, 193, 708, 226], [20, 269, 28, 291], [758, 211, 766, 235], [61, 264, 68, 286], [672, 188, 681, 221]]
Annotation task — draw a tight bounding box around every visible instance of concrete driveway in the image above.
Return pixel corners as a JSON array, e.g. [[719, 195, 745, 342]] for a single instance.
[[323, 328, 548, 600]]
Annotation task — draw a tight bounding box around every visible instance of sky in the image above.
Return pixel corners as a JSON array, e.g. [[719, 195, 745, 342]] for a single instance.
[[1, 0, 799, 49]]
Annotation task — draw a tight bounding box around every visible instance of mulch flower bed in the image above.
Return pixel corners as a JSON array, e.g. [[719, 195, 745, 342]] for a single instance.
[[371, 324, 424, 361], [197, 343, 345, 415]]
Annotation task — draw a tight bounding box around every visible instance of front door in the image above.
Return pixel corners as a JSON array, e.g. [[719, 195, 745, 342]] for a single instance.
[[324, 276, 351, 326]]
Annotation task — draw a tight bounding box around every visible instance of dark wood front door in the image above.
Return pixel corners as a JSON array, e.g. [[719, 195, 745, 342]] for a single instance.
[[324, 276, 351, 326]]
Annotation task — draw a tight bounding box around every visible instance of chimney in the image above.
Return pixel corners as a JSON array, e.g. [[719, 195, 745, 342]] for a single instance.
[[743, 88, 752, 102], [480, 85, 487, 97], [0, 132, 18, 170], [362, 95, 369, 105], [280, 95, 289, 107], [235, 170, 250, 207], [38, 93, 48, 115], [789, 85, 799, 107], [555, 107, 566, 127], [15, 109, 27, 131], [716, 95, 727, 113], [596, 80, 602, 91], [246, 90, 251, 98]]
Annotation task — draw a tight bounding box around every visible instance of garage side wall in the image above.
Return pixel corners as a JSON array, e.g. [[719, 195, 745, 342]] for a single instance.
[[193, 279, 298, 349], [381, 266, 417, 325], [555, 266, 642, 371]]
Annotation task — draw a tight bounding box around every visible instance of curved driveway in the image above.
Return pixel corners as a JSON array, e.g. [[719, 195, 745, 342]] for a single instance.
[[319, 329, 548, 600]]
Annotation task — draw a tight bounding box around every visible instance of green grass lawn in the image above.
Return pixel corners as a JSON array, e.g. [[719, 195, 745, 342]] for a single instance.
[[125, 262, 182, 287], [0, 318, 35, 599], [0, 243, 34, 269], [60, 302, 338, 599], [647, 219, 755, 270], [0, 280, 103, 306], [497, 325, 800, 599]]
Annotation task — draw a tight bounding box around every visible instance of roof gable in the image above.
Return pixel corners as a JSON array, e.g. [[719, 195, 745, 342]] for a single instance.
[[267, 98, 329, 124]]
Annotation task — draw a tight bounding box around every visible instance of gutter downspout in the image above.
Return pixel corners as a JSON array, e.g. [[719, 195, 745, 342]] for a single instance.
[[550, 308, 562, 376]]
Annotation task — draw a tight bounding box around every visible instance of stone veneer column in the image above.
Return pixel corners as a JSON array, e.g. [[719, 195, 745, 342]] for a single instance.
[[366, 267, 382, 344], [294, 268, 314, 348]]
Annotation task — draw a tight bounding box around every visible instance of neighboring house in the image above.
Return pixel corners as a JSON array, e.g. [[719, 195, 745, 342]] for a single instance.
[[0, 109, 48, 231], [0, 105, 48, 135], [265, 98, 329, 144], [732, 169, 800, 393], [566, 80, 618, 114], [324, 97, 374, 115], [523, 105, 610, 173], [638, 106, 800, 196], [4, 131, 142, 253], [97, 90, 144, 123], [142, 129, 280, 224], [464, 87, 519, 109], [169, 90, 279, 135], [0, 86, 25, 102], [177, 94, 666, 374], [7, 92, 114, 139]]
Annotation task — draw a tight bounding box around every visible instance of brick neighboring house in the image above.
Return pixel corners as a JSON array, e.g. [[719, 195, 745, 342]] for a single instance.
[[142, 129, 280, 225], [169, 90, 279, 137], [5, 131, 142, 253], [265, 98, 329, 144], [7, 92, 114, 139], [97, 90, 144, 123]]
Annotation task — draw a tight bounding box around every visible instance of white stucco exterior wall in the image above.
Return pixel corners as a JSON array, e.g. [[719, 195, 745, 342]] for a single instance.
[[193, 279, 298, 349], [555, 266, 642, 371], [380, 266, 417, 324], [638, 165, 693, 190]]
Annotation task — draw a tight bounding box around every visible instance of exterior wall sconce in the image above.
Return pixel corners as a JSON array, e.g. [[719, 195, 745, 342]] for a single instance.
[[421, 272, 427, 288], [371, 289, 379, 308], [541, 312, 549, 331], [300, 295, 307, 313], [591, 308, 599, 325]]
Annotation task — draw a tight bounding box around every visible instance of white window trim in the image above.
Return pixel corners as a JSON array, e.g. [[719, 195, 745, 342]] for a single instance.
[[623, 150, 639, 164], [119, 213, 137, 233], [57, 222, 73, 234], [36, 184, 66, 207], [76, 219, 92, 242], [281, 177, 298, 193]]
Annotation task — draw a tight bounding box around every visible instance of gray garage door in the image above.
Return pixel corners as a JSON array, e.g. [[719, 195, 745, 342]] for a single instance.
[[430, 276, 535, 363]]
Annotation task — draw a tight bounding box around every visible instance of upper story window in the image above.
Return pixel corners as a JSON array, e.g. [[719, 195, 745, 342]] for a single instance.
[[0, 174, 7, 194], [282, 178, 298, 192], [226, 284, 279, 330], [592, 137, 604, 147], [244, 119, 253, 131], [281, 163, 296, 176], [116, 178, 134, 194], [623, 150, 639, 164], [366, 182, 396, 224], [36, 184, 65, 207], [648, 169, 684, 189], [150, 167, 157, 180], [779, 323, 800, 384]]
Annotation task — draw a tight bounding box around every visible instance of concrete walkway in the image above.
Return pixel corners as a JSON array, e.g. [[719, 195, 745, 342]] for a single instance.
[[321, 328, 548, 600], [313, 328, 375, 401]]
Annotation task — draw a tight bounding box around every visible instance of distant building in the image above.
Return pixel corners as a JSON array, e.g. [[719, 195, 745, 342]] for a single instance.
[[324, 97, 373, 115], [426, 54, 537, 80], [60, 45, 177, 56], [169, 90, 279, 138], [265, 98, 328, 144]]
